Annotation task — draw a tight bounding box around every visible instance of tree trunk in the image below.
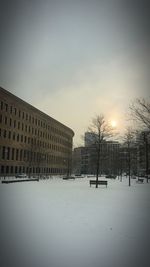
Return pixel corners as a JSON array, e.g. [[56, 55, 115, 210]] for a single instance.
[[96, 145, 100, 188], [145, 137, 149, 183], [128, 147, 131, 187]]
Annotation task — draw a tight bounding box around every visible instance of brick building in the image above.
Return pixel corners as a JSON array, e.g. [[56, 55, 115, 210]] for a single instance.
[[0, 87, 74, 177]]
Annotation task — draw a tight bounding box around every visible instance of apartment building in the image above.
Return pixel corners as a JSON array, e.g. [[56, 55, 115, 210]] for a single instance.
[[73, 136, 120, 175], [0, 87, 74, 176]]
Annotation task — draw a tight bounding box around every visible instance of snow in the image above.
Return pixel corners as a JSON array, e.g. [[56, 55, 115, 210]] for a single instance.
[[0, 176, 150, 267]]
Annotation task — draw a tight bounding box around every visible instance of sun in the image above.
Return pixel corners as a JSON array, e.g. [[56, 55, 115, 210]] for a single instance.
[[111, 120, 117, 128]]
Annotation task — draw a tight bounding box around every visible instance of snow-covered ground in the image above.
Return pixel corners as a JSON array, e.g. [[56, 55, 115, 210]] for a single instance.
[[0, 176, 150, 267]]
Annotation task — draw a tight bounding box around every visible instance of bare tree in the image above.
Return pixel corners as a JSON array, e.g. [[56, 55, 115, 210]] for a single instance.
[[130, 98, 150, 180], [130, 98, 150, 129], [88, 114, 114, 188], [123, 127, 136, 186]]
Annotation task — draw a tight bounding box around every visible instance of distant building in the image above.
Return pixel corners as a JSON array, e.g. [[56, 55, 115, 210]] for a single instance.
[[72, 147, 90, 175], [73, 132, 120, 175], [136, 130, 150, 175], [0, 87, 74, 176]]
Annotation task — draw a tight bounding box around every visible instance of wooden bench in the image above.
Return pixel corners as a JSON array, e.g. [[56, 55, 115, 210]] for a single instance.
[[137, 178, 144, 183], [89, 180, 108, 187]]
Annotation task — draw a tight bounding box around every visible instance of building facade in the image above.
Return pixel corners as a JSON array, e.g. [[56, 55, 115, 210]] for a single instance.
[[136, 130, 150, 176], [73, 132, 120, 175], [0, 87, 74, 177]]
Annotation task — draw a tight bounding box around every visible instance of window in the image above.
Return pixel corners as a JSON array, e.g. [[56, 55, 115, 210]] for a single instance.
[[2, 146, 5, 159], [11, 166, 13, 173], [0, 114, 2, 123], [24, 150, 26, 160], [13, 132, 15, 140], [10, 118, 12, 127], [8, 131, 11, 139], [16, 149, 19, 160], [1, 101, 3, 110], [5, 117, 7, 125], [12, 148, 14, 160], [1, 166, 4, 173], [20, 150, 23, 161], [15, 166, 18, 173], [17, 134, 19, 142], [6, 166, 9, 174], [5, 103, 8, 112], [3, 130, 7, 138], [7, 147, 10, 160]]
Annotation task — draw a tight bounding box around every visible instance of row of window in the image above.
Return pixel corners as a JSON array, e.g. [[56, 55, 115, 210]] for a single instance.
[[0, 165, 67, 175], [0, 128, 72, 151], [0, 115, 72, 144], [1, 146, 68, 164], [0, 100, 71, 140]]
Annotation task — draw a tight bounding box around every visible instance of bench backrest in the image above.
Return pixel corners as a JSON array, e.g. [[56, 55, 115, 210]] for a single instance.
[[90, 180, 107, 184]]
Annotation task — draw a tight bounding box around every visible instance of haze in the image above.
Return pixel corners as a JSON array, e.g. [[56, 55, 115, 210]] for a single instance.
[[0, 0, 149, 146]]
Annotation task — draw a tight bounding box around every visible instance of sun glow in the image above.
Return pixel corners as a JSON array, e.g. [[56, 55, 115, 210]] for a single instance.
[[111, 120, 117, 128]]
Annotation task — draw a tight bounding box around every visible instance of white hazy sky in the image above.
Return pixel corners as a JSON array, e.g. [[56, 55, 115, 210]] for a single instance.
[[0, 0, 149, 146]]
